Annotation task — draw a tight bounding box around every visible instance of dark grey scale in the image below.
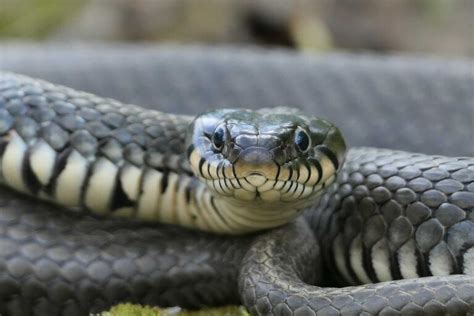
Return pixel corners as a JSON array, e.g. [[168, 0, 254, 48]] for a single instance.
[[40, 123, 69, 151], [30, 107, 56, 123], [0, 79, 17, 91], [378, 165, 399, 178], [168, 137, 187, 156], [54, 114, 85, 132], [371, 187, 392, 204], [102, 112, 126, 129], [125, 114, 141, 124], [127, 123, 146, 135], [358, 196, 377, 219], [338, 194, 357, 221], [360, 163, 378, 177], [85, 120, 112, 139], [52, 100, 76, 115], [452, 167, 474, 183], [147, 133, 171, 153], [348, 172, 365, 186], [178, 156, 192, 175], [421, 189, 447, 208], [414, 159, 439, 171], [0, 109, 14, 134], [44, 91, 67, 102], [2, 88, 25, 100], [77, 107, 101, 121], [398, 166, 422, 180], [14, 117, 39, 141], [406, 202, 432, 225], [435, 179, 464, 194], [70, 130, 98, 157], [68, 97, 95, 108], [23, 95, 48, 108], [450, 191, 474, 208], [96, 103, 115, 114], [186, 144, 196, 159], [435, 203, 466, 227], [365, 174, 384, 190], [131, 133, 147, 147], [111, 128, 133, 145], [440, 161, 469, 172], [22, 85, 44, 96], [423, 168, 450, 181], [408, 177, 433, 192], [100, 138, 124, 163], [145, 125, 165, 139], [394, 188, 418, 205], [468, 183, 474, 192], [123, 143, 145, 167], [380, 200, 402, 224], [6, 99, 28, 116], [117, 104, 140, 117]]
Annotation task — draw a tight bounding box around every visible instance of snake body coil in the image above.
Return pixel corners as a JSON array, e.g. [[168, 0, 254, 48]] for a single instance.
[[0, 47, 473, 316]]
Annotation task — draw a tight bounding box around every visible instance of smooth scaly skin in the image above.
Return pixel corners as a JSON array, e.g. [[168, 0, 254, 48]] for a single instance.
[[0, 72, 472, 316], [242, 148, 474, 315]]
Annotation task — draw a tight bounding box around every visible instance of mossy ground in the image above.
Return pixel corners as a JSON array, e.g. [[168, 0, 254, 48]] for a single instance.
[[103, 304, 248, 316]]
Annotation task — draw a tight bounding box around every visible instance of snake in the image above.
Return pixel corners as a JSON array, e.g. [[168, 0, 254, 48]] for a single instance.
[[0, 45, 473, 316]]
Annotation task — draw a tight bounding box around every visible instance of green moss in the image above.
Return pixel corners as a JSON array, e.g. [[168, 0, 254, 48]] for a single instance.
[[104, 304, 249, 316], [0, 0, 85, 38]]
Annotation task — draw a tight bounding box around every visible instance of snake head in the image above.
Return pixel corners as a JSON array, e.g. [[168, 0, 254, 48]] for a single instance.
[[187, 107, 346, 215]]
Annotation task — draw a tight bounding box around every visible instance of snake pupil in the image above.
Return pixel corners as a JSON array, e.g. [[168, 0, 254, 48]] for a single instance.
[[295, 130, 310, 152], [212, 126, 225, 150]]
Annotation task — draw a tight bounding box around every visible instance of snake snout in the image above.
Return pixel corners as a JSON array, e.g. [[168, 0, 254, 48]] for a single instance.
[[239, 147, 273, 165], [234, 147, 279, 180]]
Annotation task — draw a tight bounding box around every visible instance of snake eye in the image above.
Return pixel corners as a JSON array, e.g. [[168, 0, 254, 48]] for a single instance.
[[295, 129, 311, 153], [212, 126, 226, 150]]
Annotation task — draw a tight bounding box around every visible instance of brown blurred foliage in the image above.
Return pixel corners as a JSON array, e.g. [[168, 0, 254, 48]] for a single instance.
[[1, 0, 473, 57]]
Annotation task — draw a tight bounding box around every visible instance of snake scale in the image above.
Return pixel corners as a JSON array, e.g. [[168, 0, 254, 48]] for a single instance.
[[0, 44, 473, 316]]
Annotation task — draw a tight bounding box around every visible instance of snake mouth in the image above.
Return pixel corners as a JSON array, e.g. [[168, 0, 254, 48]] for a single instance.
[[209, 176, 329, 203], [189, 145, 339, 205]]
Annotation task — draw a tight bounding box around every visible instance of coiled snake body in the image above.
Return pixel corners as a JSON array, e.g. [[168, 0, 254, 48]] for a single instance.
[[0, 46, 473, 316]]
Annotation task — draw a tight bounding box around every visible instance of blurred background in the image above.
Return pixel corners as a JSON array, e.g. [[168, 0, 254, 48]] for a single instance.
[[1, 0, 473, 57]]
